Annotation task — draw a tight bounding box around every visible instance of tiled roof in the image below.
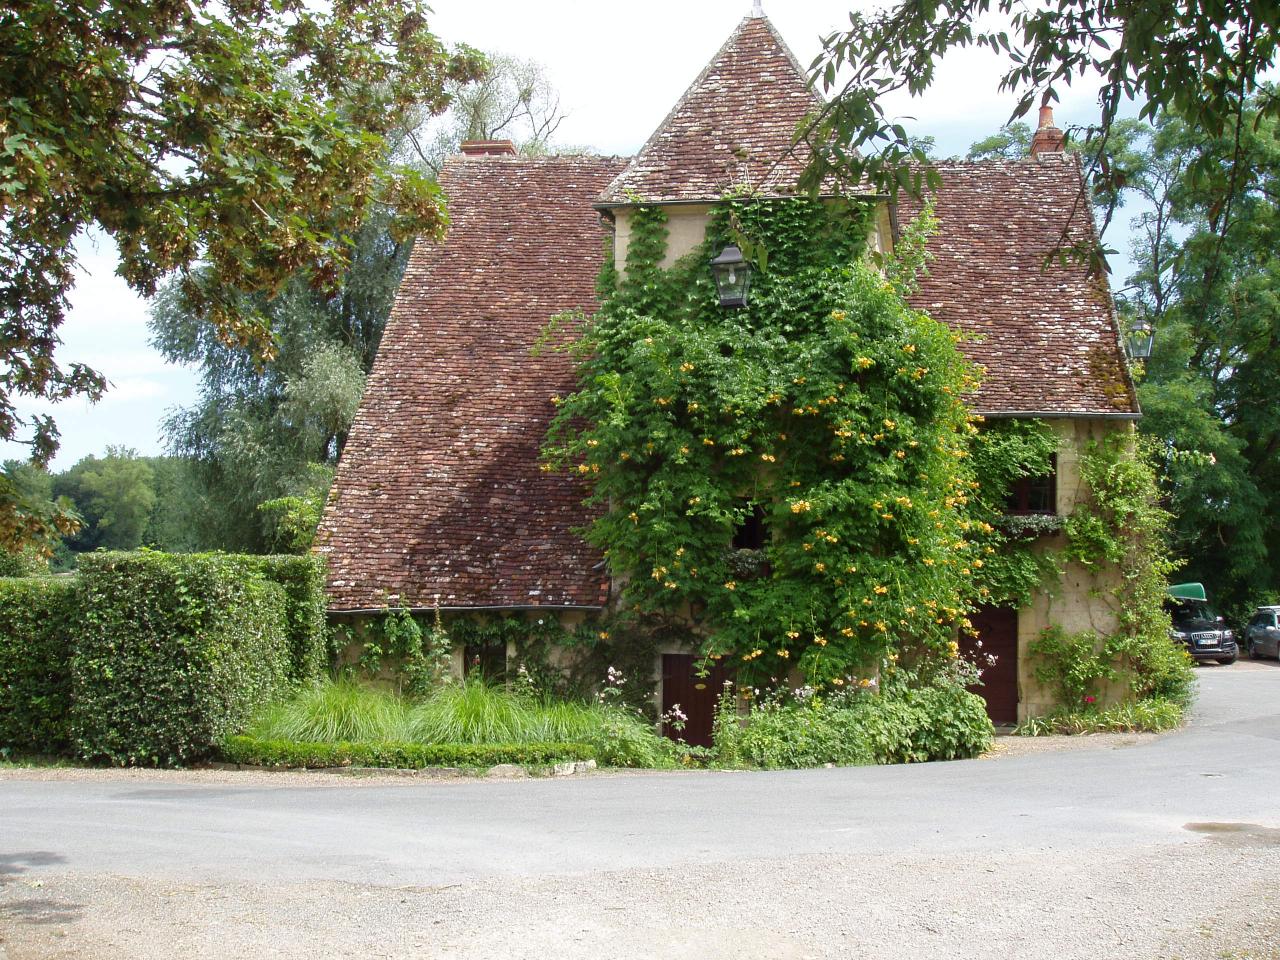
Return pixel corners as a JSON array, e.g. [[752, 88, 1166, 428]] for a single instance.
[[316, 154, 627, 612], [319, 19, 1137, 613], [598, 16, 822, 205], [903, 156, 1139, 417]]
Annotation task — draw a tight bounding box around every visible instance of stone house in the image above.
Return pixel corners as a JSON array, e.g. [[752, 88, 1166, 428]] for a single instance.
[[316, 11, 1141, 737]]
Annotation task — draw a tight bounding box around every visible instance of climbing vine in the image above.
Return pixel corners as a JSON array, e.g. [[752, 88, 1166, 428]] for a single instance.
[[343, 607, 452, 697], [968, 418, 1062, 606], [545, 197, 998, 687], [448, 612, 667, 717], [1059, 433, 1192, 702]]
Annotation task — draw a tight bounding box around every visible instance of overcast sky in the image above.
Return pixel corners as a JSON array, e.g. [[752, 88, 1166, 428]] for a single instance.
[[6, 0, 1119, 469]]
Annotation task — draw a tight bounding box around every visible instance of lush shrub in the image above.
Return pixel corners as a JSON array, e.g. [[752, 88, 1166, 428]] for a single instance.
[[0, 576, 78, 753], [222, 736, 595, 769], [1015, 696, 1185, 735], [244, 678, 678, 768], [72, 552, 291, 766], [245, 555, 328, 684], [713, 681, 994, 769], [1028, 622, 1195, 711]]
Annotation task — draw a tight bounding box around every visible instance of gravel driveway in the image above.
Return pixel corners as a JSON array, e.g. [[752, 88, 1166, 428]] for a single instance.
[[2, 662, 1278, 960]]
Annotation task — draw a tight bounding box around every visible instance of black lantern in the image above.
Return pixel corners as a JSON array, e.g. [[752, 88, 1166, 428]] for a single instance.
[[710, 245, 751, 307], [1125, 318, 1154, 361]]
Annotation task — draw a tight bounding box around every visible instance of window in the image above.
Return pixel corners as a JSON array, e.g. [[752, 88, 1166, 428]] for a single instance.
[[464, 641, 505, 679], [1006, 456, 1057, 515], [732, 503, 768, 550]]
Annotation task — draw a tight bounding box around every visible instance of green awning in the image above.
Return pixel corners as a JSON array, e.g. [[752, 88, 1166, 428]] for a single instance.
[[1168, 582, 1208, 601]]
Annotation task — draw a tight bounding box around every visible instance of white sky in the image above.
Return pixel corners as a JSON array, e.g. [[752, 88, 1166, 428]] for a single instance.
[[5, 0, 1120, 469]]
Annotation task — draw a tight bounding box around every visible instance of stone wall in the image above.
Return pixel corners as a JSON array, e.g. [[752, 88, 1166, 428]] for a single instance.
[[1015, 417, 1136, 719]]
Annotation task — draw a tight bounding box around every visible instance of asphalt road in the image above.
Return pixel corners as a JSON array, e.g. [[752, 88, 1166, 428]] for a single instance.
[[2, 661, 1279, 959]]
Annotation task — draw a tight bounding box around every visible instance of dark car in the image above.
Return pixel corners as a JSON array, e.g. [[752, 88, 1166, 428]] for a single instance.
[[1166, 598, 1237, 664], [1244, 606, 1280, 660]]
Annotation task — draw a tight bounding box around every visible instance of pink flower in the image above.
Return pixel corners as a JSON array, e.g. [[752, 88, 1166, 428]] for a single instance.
[[1084, 695, 1097, 704]]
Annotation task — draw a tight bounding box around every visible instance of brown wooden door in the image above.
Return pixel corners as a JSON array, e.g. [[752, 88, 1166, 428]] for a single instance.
[[961, 606, 1019, 724], [660, 654, 731, 748]]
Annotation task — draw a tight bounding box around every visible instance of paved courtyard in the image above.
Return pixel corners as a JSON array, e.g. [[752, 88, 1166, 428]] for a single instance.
[[2, 661, 1278, 959]]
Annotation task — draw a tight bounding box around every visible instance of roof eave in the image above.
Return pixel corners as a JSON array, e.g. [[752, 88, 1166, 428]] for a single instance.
[[974, 409, 1141, 420], [329, 604, 608, 616], [593, 191, 885, 212]]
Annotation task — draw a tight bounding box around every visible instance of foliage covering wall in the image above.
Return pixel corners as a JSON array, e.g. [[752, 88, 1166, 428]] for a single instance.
[[545, 196, 1185, 713], [548, 198, 1008, 686]]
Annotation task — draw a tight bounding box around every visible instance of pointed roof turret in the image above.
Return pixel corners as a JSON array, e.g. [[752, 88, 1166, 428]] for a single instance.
[[598, 16, 822, 205]]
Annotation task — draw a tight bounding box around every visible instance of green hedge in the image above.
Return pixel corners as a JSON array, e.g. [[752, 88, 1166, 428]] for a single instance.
[[72, 553, 292, 767], [221, 736, 596, 769], [0, 577, 78, 753], [246, 555, 327, 684], [715, 685, 994, 769]]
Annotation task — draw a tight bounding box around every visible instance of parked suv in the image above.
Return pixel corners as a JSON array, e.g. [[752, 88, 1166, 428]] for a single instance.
[[1244, 606, 1280, 660], [1166, 597, 1237, 664]]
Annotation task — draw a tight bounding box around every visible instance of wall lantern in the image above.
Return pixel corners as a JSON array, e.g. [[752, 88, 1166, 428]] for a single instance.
[[1125, 318, 1154, 361], [710, 245, 752, 307]]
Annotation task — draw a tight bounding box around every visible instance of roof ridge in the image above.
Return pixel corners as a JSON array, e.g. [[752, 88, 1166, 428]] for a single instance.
[[758, 14, 825, 107], [599, 16, 822, 205], [598, 17, 756, 203], [446, 152, 631, 165]]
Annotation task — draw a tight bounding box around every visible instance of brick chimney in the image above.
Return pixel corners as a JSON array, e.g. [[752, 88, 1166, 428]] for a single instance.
[[1029, 104, 1065, 157], [460, 139, 518, 157]]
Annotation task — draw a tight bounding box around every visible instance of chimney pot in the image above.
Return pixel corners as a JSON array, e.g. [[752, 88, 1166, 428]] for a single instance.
[[1029, 105, 1065, 158], [460, 140, 518, 157]]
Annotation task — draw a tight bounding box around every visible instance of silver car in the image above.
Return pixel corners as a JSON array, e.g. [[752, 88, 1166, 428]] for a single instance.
[[1245, 606, 1280, 659]]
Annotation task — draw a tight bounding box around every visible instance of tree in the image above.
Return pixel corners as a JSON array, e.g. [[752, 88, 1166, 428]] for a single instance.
[[0, 0, 483, 469], [140, 456, 205, 553], [405, 54, 567, 174], [54, 447, 156, 552], [1114, 100, 1280, 615], [0, 459, 72, 567], [966, 123, 1032, 161], [151, 52, 568, 552], [803, 0, 1279, 232]]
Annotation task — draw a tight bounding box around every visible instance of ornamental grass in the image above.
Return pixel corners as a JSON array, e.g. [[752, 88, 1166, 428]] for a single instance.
[[242, 678, 676, 768]]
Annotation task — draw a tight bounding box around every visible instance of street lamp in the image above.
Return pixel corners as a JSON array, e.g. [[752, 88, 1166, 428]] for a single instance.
[[710, 245, 752, 308], [1125, 318, 1154, 361]]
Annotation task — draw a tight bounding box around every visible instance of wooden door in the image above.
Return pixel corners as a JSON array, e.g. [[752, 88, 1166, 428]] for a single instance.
[[960, 606, 1019, 724], [660, 654, 731, 748]]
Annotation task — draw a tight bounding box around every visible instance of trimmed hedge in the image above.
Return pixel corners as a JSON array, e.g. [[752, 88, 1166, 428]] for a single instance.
[[72, 553, 292, 767], [221, 736, 596, 769], [0, 577, 78, 753], [246, 555, 328, 684]]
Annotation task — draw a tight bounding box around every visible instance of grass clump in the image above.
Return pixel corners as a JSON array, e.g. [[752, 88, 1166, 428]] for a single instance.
[[1014, 696, 1186, 736], [246, 680, 411, 743], [241, 678, 676, 768]]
